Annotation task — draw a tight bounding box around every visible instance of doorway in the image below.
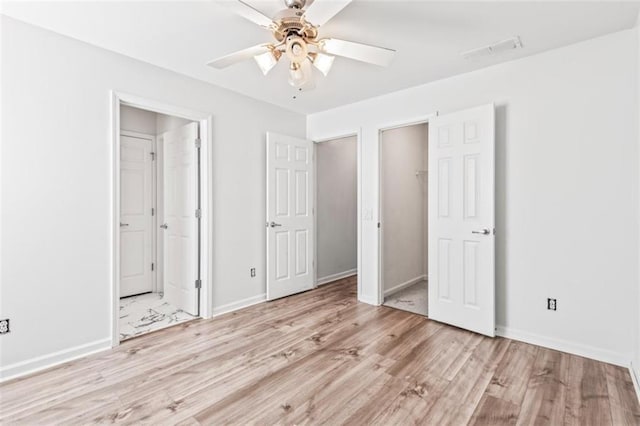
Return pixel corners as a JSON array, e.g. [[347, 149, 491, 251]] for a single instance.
[[111, 94, 213, 346], [315, 135, 358, 287], [379, 123, 429, 316], [118, 104, 200, 340]]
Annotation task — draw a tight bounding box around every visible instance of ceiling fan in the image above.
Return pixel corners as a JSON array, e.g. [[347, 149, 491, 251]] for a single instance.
[[208, 0, 396, 91]]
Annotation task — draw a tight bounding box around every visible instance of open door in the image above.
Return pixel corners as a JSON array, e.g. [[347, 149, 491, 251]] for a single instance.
[[120, 134, 154, 298], [162, 121, 200, 316], [266, 132, 314, 300], [428, 104, 495, 336]]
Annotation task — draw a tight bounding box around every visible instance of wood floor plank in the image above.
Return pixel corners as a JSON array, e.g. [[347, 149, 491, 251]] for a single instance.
[[421, 336, 511, 425], [469, 394, 520, 426], [605, 363, 640, 425], [564, 356, 613, 426], [1, 277, 638, 425], [485, 339, 539, 406], [516, 347, 570, 426]]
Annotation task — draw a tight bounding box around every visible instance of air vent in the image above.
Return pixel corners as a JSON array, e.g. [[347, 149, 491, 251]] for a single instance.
[[461, 36, 523, 60]]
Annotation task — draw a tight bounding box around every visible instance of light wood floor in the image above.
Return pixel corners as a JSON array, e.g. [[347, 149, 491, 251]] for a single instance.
[[2, 276, 639, 425]]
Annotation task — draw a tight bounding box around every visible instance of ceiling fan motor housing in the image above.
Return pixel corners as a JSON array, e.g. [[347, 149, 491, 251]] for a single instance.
[[285, 35, 309, 64], [272, 8, 317, 42]]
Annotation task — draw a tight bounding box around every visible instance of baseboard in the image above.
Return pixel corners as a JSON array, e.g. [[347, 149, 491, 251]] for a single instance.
[[384, 275, 427, 297], [211, 293, 266, 317], [630, 362, 640, 404], [0, 337, 112, 383], [316, 269, 357, 286], [495, 325, 629, 367]]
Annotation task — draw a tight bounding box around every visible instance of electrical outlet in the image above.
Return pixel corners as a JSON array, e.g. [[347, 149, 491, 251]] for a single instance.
[[0, 319, 9, 334], [547, 298, 557, 311], [250, 268, 256, 278]]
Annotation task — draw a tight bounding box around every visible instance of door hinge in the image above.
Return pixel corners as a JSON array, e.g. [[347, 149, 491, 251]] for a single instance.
[[377, 222, 381, 228], [195, 208, 202, 219], [195, 138, 201, 149], [151, 263, 155, 271], [150, 152, 156, 161], [151, 207, 155, 216], [195, 279, 202, 289]]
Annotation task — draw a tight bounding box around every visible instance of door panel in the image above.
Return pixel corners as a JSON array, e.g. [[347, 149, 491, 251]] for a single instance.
[[266, 132, 314, 300], [162, 122, 200, 315], [120, 135, 153, 298], [428, 104, 495, 336]]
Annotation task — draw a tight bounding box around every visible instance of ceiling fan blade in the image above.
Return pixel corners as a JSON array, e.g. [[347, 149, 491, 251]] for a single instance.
[[207, 44, 272, 69], [319, 38, 396, 67], [303, 0, 351, 26], [219, 0, 275, 28]]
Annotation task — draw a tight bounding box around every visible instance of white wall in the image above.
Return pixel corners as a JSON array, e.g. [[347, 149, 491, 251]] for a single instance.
[[380, 124, 428, 295], [316, 136, 357, 282], [121, 104, 192, 136], [0, 17, 305, 378], [156, 114, 192, 135], [120, 104, 157, 135], [308, 29, 638, 366], [635, 18, 640, 386]]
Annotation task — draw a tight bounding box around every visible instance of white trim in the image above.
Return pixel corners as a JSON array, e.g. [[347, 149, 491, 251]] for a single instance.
[[496, 325, 629, 368], [0, 338, 111, 383], [383, 275, 427, 297], [110, 91, 214, 349], [316, 269, 357, 286], [629, 362, 640, 404], [376, 114, 435, 305], [211, 294, 266, 317]]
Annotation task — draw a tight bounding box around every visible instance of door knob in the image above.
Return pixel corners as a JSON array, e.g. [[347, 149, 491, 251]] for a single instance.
[[269, 222, 282, 228], [119, 222, 129, 227], [472, 228, 491, 235], [160, 223, 168, 229]]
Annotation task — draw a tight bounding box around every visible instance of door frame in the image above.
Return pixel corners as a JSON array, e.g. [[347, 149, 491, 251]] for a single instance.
[[313, 132, 361, 288], [110, 91, 214, 347], [119, 130, 158, 294], [376, 114, 436, 305]]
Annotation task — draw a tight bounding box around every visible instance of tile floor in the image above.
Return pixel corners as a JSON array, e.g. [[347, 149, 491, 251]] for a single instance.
[[383, 280, 428, 316], [119, 292, 197, 341]]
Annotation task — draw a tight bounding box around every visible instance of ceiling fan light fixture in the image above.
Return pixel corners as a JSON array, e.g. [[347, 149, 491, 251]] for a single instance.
[[288, 62, 308, 87], [309, 52, 334, 76], [208, 0, 396, 91], [254, 49, 281, 75]]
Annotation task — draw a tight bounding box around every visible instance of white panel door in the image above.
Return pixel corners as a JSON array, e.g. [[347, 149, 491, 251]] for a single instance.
[[120, 135, 154, 297], [266, 132, 314, 300], [428, 104, 495, 336], [162, 122, 200, 316]]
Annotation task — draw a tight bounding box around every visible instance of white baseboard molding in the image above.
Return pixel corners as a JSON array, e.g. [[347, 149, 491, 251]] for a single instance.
[[0, 337, 112, 383], [384, 275, 427, 297], [211, 293, 266, 317], [495, 326, 629, 368], [630, 362, 640, 404], [316, 269, 357, 286]]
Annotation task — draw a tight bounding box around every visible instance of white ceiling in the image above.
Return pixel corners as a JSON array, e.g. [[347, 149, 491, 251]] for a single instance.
[[3, 1, 639, 113]]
